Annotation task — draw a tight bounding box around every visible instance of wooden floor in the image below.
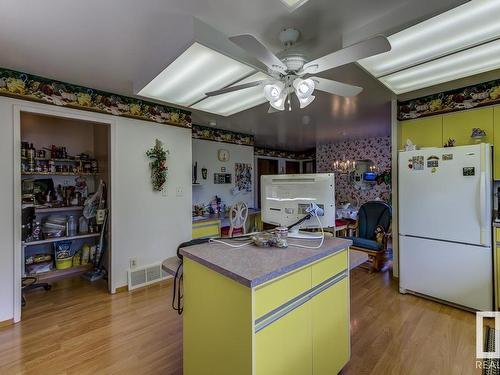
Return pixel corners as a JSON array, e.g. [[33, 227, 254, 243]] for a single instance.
[[0, 267, 481, 375]]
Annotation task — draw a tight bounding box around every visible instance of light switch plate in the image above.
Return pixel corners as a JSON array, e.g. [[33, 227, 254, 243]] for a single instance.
[[176, 187, 184, 197]]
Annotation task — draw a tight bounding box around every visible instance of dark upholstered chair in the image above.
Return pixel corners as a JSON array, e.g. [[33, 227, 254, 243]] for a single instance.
[[343, 201, 392, 272]]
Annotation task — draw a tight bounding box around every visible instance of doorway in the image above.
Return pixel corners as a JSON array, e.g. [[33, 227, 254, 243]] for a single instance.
[[257, 158, 279, 208], [285, 160, 300, 174], [17, 110, 112, 319]]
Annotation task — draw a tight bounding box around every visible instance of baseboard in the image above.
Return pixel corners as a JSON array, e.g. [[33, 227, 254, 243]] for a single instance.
[[114, 278, 173, 294], [0, 319, 13, 328], [115, 285, 128, 293]]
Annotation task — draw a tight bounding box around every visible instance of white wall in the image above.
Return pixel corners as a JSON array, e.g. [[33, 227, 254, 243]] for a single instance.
[[192, 138, 255, 209], [0, 99, 15, 322], [0, 96, 192, 322], [112, 117, 192, 289]]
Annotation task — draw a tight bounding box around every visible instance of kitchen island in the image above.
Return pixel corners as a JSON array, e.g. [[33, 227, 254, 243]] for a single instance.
[[180, 237, 352, 375]]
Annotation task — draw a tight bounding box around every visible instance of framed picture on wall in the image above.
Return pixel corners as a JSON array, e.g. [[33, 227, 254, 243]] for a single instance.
[[234, 163, 252, 193]]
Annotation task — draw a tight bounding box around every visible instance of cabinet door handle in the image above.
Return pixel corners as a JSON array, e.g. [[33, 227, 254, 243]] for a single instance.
[[254, 269, 347, 333]]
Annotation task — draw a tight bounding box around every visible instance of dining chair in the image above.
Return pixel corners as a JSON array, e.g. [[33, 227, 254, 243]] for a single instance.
[[228, 201, 248, 237], [343, 201, 392, 272]]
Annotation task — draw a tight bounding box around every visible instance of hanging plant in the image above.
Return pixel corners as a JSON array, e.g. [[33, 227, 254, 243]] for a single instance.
[[146, 139, 169, 191]]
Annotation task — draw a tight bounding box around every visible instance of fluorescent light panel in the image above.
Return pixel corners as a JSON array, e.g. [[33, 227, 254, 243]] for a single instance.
[[358, 0, 500, 94], [280, 0, 309, 11], [138, 42, 254, 107], [381, 38, 500, 94], [192, 72, 270, 116]]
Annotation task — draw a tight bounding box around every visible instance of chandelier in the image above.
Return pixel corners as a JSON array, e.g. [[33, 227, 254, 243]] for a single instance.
[[332, 159, 356, 174]]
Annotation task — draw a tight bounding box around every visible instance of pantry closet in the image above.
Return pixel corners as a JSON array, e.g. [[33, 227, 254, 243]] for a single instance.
[[19, 111, 111, 309]]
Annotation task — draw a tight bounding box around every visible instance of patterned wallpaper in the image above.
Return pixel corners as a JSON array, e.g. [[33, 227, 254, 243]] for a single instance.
[[316, 137, 391, 206]]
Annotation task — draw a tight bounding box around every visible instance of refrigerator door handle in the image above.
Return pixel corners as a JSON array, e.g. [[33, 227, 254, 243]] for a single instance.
[[480, 171, 487, 245]]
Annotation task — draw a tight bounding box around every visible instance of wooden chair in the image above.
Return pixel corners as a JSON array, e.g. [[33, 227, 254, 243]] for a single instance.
[[343, 201, 392, 272], [227, 201, 248, 237]]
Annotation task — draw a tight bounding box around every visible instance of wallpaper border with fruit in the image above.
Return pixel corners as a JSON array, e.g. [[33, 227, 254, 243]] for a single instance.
[[398, 78, 500, 121], [191, 124, 254, 146], [0, 68, 192, 128], [254, 147, 316, 160]]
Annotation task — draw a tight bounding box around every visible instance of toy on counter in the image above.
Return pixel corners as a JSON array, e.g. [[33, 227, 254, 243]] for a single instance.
[[471, 128, 486, 142], [192, 205, 205, 217], [403, 139, 416, 151], [208, 195, 225, 215], [251, 229, 288, 249], [444, 138, 456, 147]]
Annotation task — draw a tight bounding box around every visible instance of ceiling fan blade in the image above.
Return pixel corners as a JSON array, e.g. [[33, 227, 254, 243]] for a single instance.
[[229, 34, 287, 73], [301, 35, 391, 75], [205, 80, 267, 97], [312, 77, 363, 97], [268, 105, 279, 113]]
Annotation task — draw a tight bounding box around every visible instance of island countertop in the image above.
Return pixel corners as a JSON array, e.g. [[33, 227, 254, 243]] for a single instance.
[[179, 237, 352, 288]]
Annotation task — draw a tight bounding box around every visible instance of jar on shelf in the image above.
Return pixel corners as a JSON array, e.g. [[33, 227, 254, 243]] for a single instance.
[[79, 216, 88, 234], [67, 216, 77, 237]]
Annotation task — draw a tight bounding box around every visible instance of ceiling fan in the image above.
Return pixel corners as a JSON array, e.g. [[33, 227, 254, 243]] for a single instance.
[[205, 28, 391, 112]]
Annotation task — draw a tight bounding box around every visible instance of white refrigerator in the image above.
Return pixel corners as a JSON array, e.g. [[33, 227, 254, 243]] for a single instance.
[[398, 143, 493, 311]]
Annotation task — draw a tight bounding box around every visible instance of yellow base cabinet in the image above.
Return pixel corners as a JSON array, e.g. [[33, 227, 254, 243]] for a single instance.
[[183, 249, 350, 375], [495, 229, 500, 310], [443, 107, 493, 146], [312, 278, 349, 375], [191, 219, 220, 239], [255, 303, 313, 375]]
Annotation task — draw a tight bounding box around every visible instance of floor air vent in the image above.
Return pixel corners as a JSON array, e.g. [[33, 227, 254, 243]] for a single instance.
[[128, 263, 168, 290]]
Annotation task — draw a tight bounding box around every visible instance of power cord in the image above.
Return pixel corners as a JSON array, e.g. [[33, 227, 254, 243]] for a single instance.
[[173, 238, 211, 315], [172, 235, 254, 315], [287, 215, 325, 249], [209, 238, 254, 248], [173, 204, 325, 314]]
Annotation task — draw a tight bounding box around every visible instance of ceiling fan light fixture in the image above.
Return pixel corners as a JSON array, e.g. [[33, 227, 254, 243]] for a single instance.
[[298, 95, 315, 109], [264, 82, 285, 102], [269, 94, 286, 111], [293, 78, 315, 99]]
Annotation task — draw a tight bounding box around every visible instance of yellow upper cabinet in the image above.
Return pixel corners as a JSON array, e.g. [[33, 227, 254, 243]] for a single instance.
[[494, 107, 500, 180], [399, 116, 443, 149], [443, 107, 494, 146]]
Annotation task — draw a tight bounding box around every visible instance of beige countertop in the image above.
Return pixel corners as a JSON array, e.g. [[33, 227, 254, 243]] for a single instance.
[[179, 237, 352, 288]]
